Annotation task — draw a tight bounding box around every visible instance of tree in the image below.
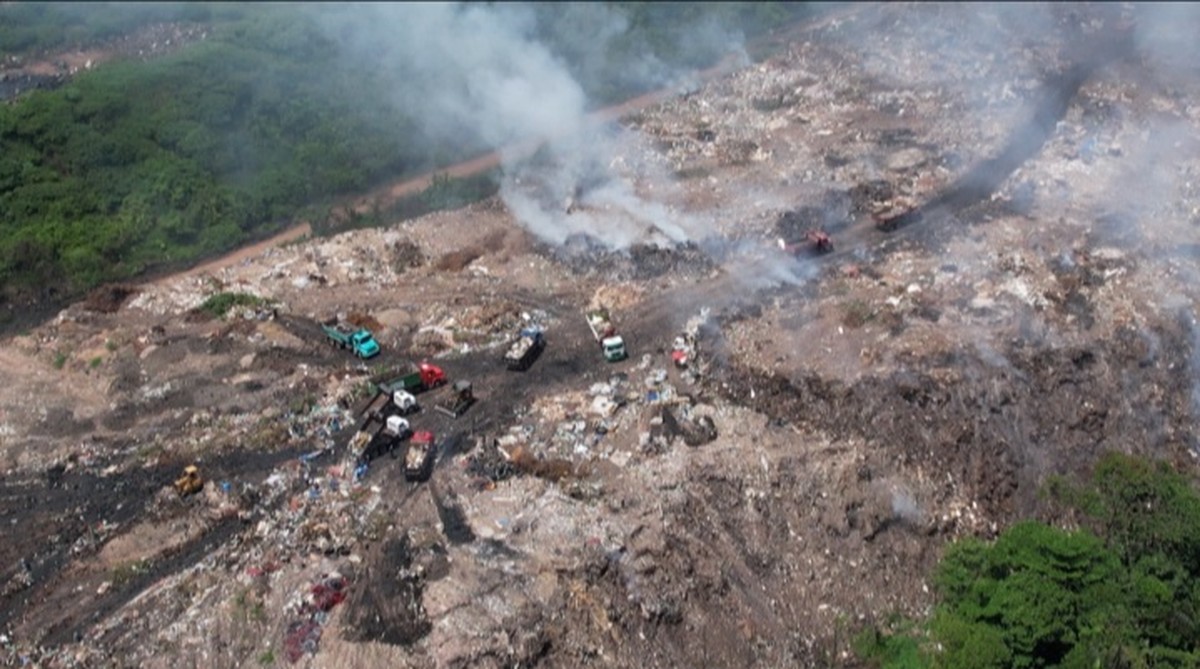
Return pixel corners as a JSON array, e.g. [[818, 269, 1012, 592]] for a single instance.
[[932, 522, 1122, 669]]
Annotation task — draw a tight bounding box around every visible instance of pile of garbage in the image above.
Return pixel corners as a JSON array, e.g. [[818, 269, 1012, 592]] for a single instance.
[[283, 573, 348, 663], [464, 438, 518, 489]]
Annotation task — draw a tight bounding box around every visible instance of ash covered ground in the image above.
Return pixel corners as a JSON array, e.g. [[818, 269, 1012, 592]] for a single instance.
[[3, 3, 1200, 667]]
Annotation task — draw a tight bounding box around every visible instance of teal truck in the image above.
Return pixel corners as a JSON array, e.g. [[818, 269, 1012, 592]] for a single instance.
[[322, 320, 380, 359]]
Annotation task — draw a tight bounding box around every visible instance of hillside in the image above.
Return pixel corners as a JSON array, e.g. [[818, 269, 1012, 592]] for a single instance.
[[1, 3, 1199, 668], [0, 2, 802, 325]]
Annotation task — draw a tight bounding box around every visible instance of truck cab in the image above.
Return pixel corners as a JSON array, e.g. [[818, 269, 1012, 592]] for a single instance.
[[602, 336, 627, 362], [587, 308, 628, 362], [377, 363, 446, 396], [350, 330, 380, 358], [384, 415, 410, 438], [355, 415, 411, 466], [415, 362, 445, 389]]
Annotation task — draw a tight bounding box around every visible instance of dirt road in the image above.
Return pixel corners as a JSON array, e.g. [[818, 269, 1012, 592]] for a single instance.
[[149, 223, 313, 288]]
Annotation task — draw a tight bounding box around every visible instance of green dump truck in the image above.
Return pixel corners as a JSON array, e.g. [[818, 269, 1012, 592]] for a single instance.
[[377, 363, 446, 395]]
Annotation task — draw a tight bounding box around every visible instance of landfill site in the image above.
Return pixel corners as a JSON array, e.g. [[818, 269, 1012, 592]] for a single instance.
[[3, 3, 1200, 667]]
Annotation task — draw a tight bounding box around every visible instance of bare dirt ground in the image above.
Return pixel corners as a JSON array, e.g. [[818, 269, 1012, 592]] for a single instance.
[[3, 3, 1200, 668], [0, 21, 209, 101]]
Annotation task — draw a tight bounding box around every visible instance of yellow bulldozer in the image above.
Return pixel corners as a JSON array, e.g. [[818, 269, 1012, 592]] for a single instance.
[[174, 465, 203, 497]]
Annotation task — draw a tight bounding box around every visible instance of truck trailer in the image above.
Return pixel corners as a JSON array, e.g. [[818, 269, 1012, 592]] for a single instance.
[[322, 321, 380, 359], [376, 363, 446, 395], [405, 431, 437, 482], [504, 327, 546, 371]]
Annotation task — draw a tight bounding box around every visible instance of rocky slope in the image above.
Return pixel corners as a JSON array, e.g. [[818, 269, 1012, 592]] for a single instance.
[[2, 3, 1199, 667]]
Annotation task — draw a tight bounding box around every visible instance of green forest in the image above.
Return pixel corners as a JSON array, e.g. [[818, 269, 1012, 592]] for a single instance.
[[0, 2, 806, 310], [856, 452, 1200, 668]]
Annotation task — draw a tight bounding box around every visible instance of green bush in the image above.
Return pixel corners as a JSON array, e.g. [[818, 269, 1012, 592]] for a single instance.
[[858, 453, 1200, 669], [197, 291, 265, 318], [110, 558, 150, 587], [854, 621, 928, 669]]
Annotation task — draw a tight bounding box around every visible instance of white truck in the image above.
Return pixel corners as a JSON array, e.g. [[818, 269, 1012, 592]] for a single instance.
[[357, 386, 419, 433], [586, 308, 628, 362], [354, 415, 412, 466]]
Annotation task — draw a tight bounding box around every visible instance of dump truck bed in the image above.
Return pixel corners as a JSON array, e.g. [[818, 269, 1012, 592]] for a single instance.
[[405, 432, 436, 481], [504, 329, 545, 370]]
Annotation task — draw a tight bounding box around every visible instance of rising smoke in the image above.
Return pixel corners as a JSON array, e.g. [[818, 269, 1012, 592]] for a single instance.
[[321, 2, 1200, 304], [310, 2, 834, 295], [318, 2, 750, 251]]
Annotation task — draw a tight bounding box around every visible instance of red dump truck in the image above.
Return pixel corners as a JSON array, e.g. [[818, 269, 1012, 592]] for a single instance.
[[377, 363, 446, 395]]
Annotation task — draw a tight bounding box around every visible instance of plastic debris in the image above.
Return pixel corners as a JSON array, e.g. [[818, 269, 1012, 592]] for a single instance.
[[284, 620, 322, 663]]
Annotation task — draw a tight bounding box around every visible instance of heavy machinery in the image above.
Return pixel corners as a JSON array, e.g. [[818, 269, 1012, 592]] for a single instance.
[[174, 465, 203, 497], [358, 384, 420, 433], [777, 229, 833, 256], [434, 380, 476, 418], [405, 430, 437, 482], [504, 326, 545, 371], [354, 415, 411, 466], [671, 308, 711, 371], [376, 363, 446, 395], [586, 308, 628, 362], [671, 333, 695, 368], [321, 320, 380, 359]]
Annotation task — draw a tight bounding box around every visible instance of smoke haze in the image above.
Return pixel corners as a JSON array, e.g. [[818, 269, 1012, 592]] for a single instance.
[[316, 2, 750, 253]]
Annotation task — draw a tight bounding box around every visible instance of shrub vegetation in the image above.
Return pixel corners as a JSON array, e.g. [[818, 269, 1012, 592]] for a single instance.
[[856, 452, 1200, 668], [0, 2, 806, 304]]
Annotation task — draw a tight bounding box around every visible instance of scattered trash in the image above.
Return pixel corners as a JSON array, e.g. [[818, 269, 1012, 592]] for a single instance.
[[284, 620, 322, 664], [282, 574, 348, 663], [306, 574, 348, 614]]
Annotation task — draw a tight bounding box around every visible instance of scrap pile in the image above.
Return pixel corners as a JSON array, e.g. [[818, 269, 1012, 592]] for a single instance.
[[283, 573, 348, 663]]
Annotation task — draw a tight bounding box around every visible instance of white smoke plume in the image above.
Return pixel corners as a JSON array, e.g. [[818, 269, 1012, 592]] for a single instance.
[[319, 2, 750, 251]]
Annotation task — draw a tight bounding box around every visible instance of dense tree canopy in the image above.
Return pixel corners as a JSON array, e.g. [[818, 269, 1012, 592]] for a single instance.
[[0, 2, 807, 310], [857, 452, 1200, 669]]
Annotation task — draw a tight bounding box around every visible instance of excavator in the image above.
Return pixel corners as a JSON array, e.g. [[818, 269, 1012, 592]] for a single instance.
[[174, 465, 203, 497]]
